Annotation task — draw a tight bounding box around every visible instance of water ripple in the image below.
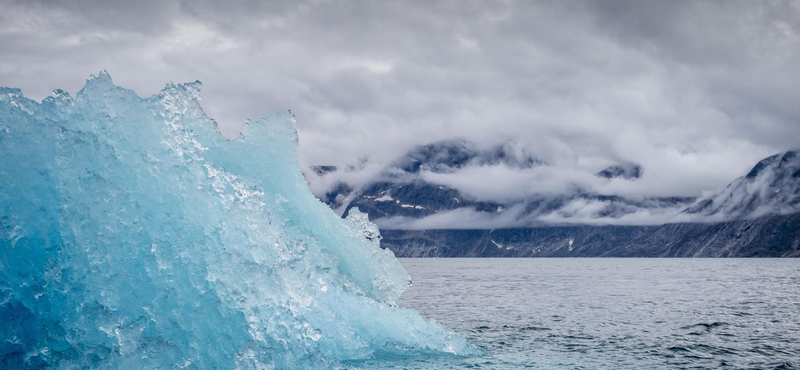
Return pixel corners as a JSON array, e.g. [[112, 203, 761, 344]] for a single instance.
[[359, 258, 800, 369]]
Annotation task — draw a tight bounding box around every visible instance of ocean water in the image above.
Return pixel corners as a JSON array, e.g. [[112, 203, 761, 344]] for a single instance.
[[359, 258, 800, 369]]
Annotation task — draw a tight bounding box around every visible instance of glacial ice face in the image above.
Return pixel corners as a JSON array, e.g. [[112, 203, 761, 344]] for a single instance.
[[0, 72, 478, 369]]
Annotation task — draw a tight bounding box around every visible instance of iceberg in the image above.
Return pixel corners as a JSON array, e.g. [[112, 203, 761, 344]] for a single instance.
[[0, 72, 479, 369]]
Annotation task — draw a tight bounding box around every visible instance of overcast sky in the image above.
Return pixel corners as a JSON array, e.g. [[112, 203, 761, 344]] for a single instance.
[[2, 0, 799, 199]]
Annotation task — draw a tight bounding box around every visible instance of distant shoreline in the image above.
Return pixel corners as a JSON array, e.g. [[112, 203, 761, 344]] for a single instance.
[[381, 213, 800, 258]]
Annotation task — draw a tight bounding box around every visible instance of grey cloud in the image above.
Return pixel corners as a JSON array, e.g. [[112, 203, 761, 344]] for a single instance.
[[1, 0, 798, 204]]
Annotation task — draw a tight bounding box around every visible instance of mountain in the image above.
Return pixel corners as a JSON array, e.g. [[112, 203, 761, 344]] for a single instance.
[[683, 150, 800, 220], [313, 140, 522, 218], [388, 139, 540, 174], [311, 140, 692, 226], [307, 144, 800, 257], [596, 163, 642, 180], [381, 213, 800, 257]]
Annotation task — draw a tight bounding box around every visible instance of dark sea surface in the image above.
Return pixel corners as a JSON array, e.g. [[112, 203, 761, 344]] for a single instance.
[[360, 258, 800, 369]]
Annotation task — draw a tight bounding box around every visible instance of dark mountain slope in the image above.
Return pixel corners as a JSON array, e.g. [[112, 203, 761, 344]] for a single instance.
[[381, 213, 800, 257]]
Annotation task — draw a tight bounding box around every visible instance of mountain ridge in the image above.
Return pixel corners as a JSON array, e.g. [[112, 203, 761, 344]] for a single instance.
[[305, 142, 800, 257], [308, 140, 699, 227], [381, 213, 800, 257]]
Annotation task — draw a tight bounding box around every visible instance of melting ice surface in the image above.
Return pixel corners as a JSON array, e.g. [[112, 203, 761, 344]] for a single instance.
[[0, 72, 479, 369]]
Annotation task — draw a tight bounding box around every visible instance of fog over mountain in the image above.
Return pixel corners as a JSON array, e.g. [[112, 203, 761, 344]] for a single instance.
[[304, 139, 799, 228], [2, 0, 799, 213], [304, 142, 800, 257], [684, 150, 800, 220]]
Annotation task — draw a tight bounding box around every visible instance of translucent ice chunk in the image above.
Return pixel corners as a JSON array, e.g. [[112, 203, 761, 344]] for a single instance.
[[0, 72, 479, 369]]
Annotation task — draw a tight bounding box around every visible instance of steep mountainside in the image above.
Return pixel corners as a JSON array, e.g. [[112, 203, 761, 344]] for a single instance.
[[311, 140, 693, 226], [307, 145, 800, 257], [314, 140, 523, 218], [684, 150, 800, 220]]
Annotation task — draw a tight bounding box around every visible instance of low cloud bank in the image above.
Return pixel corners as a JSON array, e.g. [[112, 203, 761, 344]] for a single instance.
[[321, 147, 800, 229], [373, 201, 695, 230]]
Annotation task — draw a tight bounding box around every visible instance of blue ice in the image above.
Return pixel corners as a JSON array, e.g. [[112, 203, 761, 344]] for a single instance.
[[0, 72, 478, 369]]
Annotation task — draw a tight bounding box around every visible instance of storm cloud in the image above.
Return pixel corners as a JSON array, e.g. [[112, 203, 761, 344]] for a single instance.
[[2, 0, 799, 201]]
